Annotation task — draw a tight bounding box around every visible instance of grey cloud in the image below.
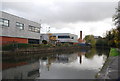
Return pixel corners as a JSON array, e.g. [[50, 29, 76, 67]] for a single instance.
[[48, 2, 117, 22], [2, 2, 117, 23]]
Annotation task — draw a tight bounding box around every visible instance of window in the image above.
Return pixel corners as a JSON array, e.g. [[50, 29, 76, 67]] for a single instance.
[[29, 25, 40, 33], [50, 36, 56, 38], [0, 18, 9, 27], [71, 37, 74, 39], [16, 22, 24, 30], [34, 27, 40, 33], [58, 36, 70, 39], [29, 25, 34, 31]]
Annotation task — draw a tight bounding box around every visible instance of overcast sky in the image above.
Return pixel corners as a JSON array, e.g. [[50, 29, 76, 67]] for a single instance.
[[1, 0, 119, 38]]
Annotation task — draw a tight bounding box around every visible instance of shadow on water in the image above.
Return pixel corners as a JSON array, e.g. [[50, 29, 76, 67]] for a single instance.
[[2, 48, 110, 79]]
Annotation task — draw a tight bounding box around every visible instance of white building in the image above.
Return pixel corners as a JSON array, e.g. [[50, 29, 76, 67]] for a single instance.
[[0, 11, 41, 44], [40, 33, 78, 44]]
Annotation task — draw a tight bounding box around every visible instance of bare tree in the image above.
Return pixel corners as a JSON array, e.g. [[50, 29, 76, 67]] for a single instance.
[[113, 2, 120, 31]]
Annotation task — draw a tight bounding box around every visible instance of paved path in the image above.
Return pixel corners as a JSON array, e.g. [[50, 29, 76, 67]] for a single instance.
[[96, 55, 120, 80]]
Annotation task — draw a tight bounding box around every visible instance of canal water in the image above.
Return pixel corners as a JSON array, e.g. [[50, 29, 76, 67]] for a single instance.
[[2, 48, 109, 79]]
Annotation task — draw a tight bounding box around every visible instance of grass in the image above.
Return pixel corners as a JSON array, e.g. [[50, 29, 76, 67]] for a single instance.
[[109, 48, 120, 56]]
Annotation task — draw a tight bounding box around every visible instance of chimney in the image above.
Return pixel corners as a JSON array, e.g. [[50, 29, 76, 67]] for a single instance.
[[80, 31, 82, 39]]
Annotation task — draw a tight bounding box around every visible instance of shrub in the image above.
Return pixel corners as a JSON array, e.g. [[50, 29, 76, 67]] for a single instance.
[[2, 43, 30, 51], [42, 40, 47, 44], [62, 43, 71, 47]]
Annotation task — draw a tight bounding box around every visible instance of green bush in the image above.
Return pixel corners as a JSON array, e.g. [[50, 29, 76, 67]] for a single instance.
[[42, 40, 47, 44], [56, 43, 62, 47], [2, 42, 78, 51], [2, 43, 30, 51], [17, 43, 30, 48], [39, 44, 50, 48], [62, 43, 71, 47]]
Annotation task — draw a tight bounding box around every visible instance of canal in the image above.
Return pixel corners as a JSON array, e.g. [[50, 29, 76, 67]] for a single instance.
[[2, 48, 109, 79]]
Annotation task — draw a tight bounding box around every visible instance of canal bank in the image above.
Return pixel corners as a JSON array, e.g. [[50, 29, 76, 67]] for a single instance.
[[96, 48, 120, 80], [2, 46, 90, 55], [2, 46, 91, 61]]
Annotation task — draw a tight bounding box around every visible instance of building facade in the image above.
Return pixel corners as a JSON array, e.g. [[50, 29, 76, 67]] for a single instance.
[[0, 11, 41, 44], [40, 33, 78, 44]]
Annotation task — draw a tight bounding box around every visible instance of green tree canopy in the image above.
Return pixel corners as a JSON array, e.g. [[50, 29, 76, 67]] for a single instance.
[[112, 5, 120, 48], [84, 35, 96, 47]]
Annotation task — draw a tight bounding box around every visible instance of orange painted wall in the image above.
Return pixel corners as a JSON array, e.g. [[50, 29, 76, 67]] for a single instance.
[[0, 36, 28, 45]]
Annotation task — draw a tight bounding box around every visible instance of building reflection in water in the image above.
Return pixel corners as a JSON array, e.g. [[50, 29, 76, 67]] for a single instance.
[[42, 53, 78, 71], [46, 56, 56, 71], [78, 49, 87, 64], [43, 50, 89, 71], [2, 59, 40, 79]]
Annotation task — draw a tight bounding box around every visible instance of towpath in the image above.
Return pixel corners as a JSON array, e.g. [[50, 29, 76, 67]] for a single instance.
[[96, 55, 120, 80]]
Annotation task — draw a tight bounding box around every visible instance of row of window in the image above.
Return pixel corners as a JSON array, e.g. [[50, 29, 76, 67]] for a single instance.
[[58, 36, 70, 38], [50, 35, 74, 39], [58, 36, 74, 39], [0, 18, 40, 33], [29, 25, 40, 33]]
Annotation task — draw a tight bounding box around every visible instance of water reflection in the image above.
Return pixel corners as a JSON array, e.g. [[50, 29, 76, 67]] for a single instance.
[[2, 59, 40, 79], [2, 48, 109, 79], [78, 49, 87, 64]]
